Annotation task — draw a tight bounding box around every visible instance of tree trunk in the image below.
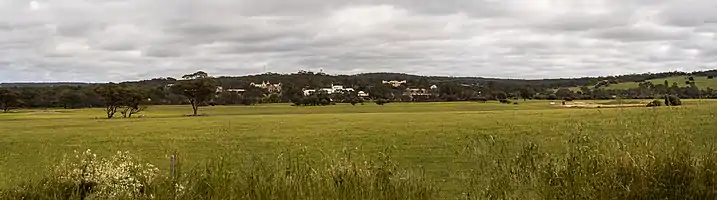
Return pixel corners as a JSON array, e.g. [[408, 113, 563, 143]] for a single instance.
[[106, 106, 116, 119], [122, 108, 129, 118], [191, 100, 198, 116]]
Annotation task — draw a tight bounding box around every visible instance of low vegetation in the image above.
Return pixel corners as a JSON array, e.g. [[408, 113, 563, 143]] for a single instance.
[[665, 95, 683, 106], [375, 99, 390, 105], [646, 100, 663, 107]]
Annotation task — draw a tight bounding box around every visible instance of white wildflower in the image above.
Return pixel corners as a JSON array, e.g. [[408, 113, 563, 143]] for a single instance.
[[54, 149, 160, 199]]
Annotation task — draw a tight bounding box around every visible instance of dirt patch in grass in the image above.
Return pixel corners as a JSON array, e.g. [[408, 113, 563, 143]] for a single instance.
[[559, 101, 646, 108], [27, 110, 60, 115]]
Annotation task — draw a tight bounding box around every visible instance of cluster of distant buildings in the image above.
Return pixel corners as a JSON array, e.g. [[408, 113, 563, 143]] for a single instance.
[[215, 81, 282, 94], [212, 80, 441, 99], [302, 84, 357, 96]]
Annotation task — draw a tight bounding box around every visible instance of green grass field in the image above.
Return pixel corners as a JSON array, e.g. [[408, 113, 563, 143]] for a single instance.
[[570, 76, 717, 91], [2, 100, 717, 199]]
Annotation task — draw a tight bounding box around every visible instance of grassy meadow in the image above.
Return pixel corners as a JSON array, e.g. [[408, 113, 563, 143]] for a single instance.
[[1, 100, 717, 199]]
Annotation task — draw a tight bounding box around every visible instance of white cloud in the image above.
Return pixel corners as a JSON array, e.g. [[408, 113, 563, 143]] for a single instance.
[[0, 0, 716, 82]]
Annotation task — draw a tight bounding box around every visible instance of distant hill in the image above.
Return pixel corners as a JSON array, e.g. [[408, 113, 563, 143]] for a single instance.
[[608, 76, 717, 89], [569, 75, 717, 91], [2, 69, 716, 89], [0, 82, 92, 88]]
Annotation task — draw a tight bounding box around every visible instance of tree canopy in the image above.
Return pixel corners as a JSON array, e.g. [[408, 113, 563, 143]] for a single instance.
[[0, 89, 20, 113], [171, 71, 218, 116]]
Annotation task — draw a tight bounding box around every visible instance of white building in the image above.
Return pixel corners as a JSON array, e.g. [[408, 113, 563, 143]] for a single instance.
[[250, 81, 282, 93], [226, 89, 246, 93], [358, 91, 369, 97], [303, 89, 316, 96], [382, 80, 407, 87], [303, 84, 356, 96]]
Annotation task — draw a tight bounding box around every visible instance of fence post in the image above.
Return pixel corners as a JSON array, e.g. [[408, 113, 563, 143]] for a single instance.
[[170, 152, 176, 180]]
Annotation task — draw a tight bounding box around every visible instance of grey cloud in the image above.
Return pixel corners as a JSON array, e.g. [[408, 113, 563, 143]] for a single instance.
[[590, 25, 692, 42], [2, 0, 717, 82], [95, 42, 136, 51], [142, 48, 186, 58], [656, 1, 717, 27], [56, 22, 104, 37], [536, 14, 628, 32]]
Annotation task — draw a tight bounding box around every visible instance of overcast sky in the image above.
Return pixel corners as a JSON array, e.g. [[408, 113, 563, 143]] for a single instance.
[[1, 0, 716, 82]]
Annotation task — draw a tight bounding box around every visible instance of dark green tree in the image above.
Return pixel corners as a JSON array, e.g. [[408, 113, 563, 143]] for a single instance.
[[216, 92, 242, 105], [519, 87, 536, 101], [0, 89, 20, 113], [93, 83, 125, 119], [665, 95, 682, 106], [171, 71, 218, 116], [119, 87, 147, 118], [59, 90, 85, 109], [555, 88, 573, 99]]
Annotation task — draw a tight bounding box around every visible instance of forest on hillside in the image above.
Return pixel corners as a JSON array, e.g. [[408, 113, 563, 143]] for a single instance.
[[1, 69, 716, 110]]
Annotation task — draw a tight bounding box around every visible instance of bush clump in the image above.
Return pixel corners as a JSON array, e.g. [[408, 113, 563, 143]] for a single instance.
[[375, 99, 390, 105], [1, 149, 159, 199], [471, 96, 488, 102], [664, 95, 682, 106], [646, 100, 663, 107], [291, 95, 333, 106], [348, 98, 364, 105], [499, 99, 511, 104]]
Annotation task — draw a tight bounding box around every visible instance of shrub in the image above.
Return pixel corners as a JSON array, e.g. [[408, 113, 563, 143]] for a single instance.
[[348, 98, 364, 106], [291, 95, 333, 106], [443, 95, 459, 102], [240, 97, 259, 105], [375, 99, 389, 105], [0, 149, 160, 199], [664, 95, 682, 106], [646, 100, 663, 107], [472, 97, 488, 102], [319, 98, 330, 106], [498, 99, 511, 104], [708, 76, 714, 79]]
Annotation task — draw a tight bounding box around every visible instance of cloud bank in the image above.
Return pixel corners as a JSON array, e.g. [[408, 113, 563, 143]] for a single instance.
[[1, 0, 716, 82]]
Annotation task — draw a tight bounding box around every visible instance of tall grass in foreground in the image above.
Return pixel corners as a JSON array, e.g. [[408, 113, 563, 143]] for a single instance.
[[4, 137, 717, 200], [0, 149, 436, 200], [463, 132, 717, 200]]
